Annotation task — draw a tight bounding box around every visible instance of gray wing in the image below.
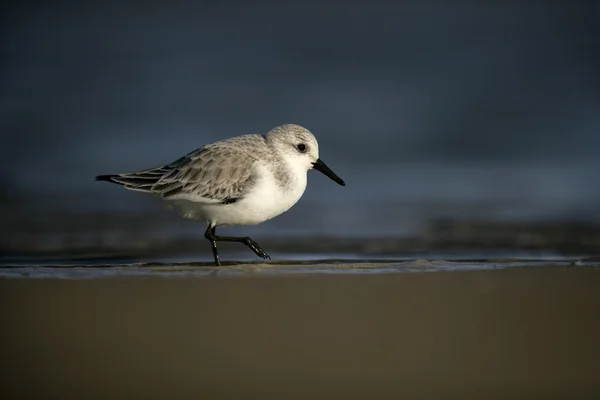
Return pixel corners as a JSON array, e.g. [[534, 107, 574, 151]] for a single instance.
[[106, 144, 260, 204]]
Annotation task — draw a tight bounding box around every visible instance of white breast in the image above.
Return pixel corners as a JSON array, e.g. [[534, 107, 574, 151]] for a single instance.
[[177, 161, 308, 227]]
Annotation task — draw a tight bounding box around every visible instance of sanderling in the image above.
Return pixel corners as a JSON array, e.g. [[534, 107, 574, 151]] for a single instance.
[[96, 124, 345, 265]]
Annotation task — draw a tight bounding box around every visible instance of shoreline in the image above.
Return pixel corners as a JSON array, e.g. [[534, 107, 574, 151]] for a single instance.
[[2, 258, 599, 279]]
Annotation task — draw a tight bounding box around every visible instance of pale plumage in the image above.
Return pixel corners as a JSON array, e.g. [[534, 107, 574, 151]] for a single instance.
[[105, 135, 262, 204], [96, 124, 345, 265]]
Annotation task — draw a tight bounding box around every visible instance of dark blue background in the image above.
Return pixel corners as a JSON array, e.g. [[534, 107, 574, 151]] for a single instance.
[[3, 2, 599, 238]]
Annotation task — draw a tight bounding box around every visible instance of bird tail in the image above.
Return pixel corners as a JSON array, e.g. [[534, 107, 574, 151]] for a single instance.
[[95, 167, 173, 193], [95, 174, 121, 184]]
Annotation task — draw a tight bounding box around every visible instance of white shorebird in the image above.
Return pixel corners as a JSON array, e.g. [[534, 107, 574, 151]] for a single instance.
[[96, 124, 345, 265]]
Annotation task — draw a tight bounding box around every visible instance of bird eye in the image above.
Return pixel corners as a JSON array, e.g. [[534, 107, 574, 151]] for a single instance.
[[297, 143, 306, 152]]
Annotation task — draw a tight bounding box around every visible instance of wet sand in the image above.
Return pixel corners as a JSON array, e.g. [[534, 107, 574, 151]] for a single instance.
[[2, 266, 600, 399]]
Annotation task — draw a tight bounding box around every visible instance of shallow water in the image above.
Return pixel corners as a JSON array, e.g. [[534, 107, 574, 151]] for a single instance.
[[3, 216, 600, 279], [2, 254, 598, 279]]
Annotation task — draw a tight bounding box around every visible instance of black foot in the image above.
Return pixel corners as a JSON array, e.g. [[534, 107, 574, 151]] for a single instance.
[[244, 238, 271, 260]]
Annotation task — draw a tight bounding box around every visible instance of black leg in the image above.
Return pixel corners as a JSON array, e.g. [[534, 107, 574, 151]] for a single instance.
[[204, 225, 271, 266], [204, 225, 221, 266]]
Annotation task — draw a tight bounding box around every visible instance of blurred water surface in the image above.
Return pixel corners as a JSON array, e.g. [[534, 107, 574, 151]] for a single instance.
[[2, 2, 600, 252]]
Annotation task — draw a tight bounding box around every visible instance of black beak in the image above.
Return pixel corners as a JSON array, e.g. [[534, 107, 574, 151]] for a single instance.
[[312, 159, 346, 186]]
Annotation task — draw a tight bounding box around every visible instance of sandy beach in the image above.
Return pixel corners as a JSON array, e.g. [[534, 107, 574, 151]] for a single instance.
[[2, 265, 600, 399]]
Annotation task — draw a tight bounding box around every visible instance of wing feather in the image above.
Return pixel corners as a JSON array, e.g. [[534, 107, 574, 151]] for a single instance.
[[107, 135, 265, 203]]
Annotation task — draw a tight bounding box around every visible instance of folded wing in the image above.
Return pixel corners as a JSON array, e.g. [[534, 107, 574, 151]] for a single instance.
[[96, 146, 258, 204]]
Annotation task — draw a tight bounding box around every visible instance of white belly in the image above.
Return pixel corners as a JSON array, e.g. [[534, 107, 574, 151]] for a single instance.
[[163, 163, 308, 227]]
